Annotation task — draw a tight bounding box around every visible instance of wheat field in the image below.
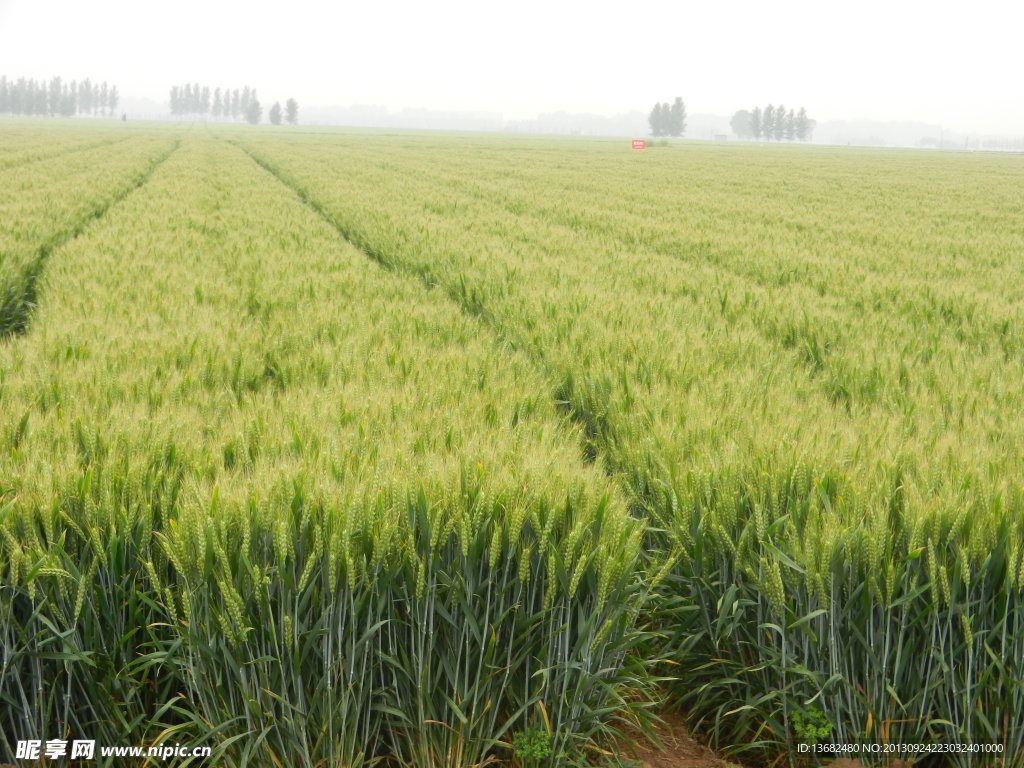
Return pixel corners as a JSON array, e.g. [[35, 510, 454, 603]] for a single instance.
[[2, 121, 1023, 766]]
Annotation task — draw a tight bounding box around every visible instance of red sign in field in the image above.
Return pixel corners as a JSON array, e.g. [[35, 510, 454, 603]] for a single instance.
[[631, 140, 646, 150]]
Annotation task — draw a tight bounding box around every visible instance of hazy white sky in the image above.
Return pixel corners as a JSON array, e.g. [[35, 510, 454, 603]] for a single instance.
[[1, 0, 1021, 133]]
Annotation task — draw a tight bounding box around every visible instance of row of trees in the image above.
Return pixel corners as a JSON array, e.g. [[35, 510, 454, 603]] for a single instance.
[[170, 83, 257, 122], [731, 105, 815, 141], [648, 97, 687, 137], [169, 84, 297, 125], [0, 76, 119, 118]]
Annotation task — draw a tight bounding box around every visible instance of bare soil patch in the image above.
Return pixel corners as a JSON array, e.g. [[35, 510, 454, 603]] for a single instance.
[[616, 710, 748, 768]]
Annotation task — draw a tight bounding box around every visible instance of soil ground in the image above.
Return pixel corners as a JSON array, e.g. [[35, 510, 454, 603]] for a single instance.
[[615, 710, 749, 768]]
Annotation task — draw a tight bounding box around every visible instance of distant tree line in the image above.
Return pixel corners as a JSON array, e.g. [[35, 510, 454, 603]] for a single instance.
[[0, 76, 119, 118], [169, 83, 298, 125], [648, 97, 687, 137], [731, 105, 814, 141]]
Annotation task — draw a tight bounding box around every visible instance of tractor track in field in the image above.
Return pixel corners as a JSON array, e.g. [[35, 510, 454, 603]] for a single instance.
[[1, 138, 181, 339]]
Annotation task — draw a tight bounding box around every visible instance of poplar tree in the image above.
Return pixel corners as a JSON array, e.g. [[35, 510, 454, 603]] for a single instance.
[[668, 97, 687, 138], [79, 79, 93, 115], [60, 84, 75, 116], [28, 80, 42, 114], [763, 104, 775, 141], [285, 98, 298, 125], [750, 106, 762, 140], [773, 104, 786, 141], [245, 94, 262, 124], [795, 107, 810, 141], [13, 77, 24, 114], [648, 102, 664, 137], [48, 77, 62, 116]]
